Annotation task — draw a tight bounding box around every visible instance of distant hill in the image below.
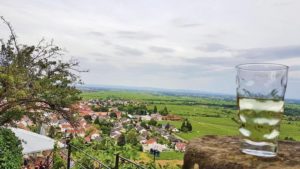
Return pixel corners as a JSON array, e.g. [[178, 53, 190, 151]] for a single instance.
[[77, 84, 300, 104]]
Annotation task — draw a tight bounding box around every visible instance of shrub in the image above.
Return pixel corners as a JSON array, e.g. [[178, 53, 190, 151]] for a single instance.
[[0, 127, 23, 169]]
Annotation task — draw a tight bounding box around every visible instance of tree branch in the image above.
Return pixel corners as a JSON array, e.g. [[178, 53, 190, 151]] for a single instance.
[[0, 16, 20, 54]]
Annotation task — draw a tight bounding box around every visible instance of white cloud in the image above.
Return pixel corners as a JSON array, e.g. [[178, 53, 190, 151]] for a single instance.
[[1, 0, 300, 98]]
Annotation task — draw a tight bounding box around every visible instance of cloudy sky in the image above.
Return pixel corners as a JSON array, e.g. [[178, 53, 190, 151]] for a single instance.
[[1, 0, 300, 98]]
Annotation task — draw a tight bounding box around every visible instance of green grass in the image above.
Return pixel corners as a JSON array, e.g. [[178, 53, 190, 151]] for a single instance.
[[152, 151, 184, 160], [160, 117, 238, 140], [81, 90, 300, 141]]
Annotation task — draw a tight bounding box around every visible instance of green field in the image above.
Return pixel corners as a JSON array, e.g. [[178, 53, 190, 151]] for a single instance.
[[81, 91, 300, 141], [156, 151, 184, 160]]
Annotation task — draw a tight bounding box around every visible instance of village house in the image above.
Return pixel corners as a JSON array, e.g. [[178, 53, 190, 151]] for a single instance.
[[110, 130, 122, 139], [17, 116, 34, 128], [137, 136, 147, 144], [109, 107, 118, 112], [175, 142, 186, 152], [140, 115, 152, 121], [142, 138, 157, 152], [139, 129, 148, 137], [171, 127, 180, 133], [142, 139, 169, 152], [120, 117, 131, 124], [151, 113, 162, 121], [92, 112, 109, 120], [115, 111, 122, 119]]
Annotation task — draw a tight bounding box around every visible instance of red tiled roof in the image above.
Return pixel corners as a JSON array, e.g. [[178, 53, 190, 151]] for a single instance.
[[176, 142, 186, 150], [85, 136, 91, 142], [146, 138, 157, 145], [61, 124, 72, 129], [17, 123, 29, 130], [115, 111, 122, 118]]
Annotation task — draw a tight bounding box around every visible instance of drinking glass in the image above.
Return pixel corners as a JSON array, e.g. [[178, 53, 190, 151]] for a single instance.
[[236, 63, 288, 157]]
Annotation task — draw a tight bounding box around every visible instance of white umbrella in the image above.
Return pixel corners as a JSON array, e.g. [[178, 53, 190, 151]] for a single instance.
[[10, 127, 65, 154]]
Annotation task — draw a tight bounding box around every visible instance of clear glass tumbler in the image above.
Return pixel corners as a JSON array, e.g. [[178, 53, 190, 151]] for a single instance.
[[236, 63, 288, 157]]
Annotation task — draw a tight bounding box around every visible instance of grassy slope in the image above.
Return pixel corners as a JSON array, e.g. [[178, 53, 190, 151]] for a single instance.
[[81, 91, 300, 141]]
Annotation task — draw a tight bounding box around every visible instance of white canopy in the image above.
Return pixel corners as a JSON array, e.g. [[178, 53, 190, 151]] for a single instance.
[[10, 127, 65, 154]]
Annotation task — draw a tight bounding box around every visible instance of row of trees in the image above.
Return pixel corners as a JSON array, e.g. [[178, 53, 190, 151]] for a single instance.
[[117, 104, 169, 116]]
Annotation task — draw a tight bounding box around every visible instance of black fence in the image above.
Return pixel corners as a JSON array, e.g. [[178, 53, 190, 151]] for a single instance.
[[65, 139, 146, 169]]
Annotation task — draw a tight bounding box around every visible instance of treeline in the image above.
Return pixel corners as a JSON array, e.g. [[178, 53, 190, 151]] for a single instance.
[[117, 104, 169, 116], [285, 105, 300, 117], [146, 100, 236, 109]]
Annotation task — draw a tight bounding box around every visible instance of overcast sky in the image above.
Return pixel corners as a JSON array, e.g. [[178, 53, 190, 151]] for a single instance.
[[1, 0, 300, 98]]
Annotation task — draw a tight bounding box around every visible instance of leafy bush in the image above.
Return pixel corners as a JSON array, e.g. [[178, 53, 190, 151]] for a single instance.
[[52, 143, 66, 169], [0, 127, 23, 169]]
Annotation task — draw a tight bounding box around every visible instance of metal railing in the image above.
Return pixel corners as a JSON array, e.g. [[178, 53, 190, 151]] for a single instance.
[[66, 139, 110, 169], [64, 138, 147, 169], [115, 153, 147, 169]]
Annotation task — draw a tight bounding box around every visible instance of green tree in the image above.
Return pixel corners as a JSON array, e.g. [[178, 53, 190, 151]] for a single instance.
[[0, 127, 23, 169], [140, 121, 148, 128], [153, 105, 158, 113], [160, 106, 169, 116], [110, 112, 117, 118], [180, 118, 192, 132], [48, 125, 56, 138], [165, 123, 170, 130], [94, 117, 100, 125], [52, 142, 66, 169], [117, 133, 126, 146], [0, 17, 84, 125], [83, 115, 92, 123], [100, 106, 109, 112], [126, 129, 138, 145], [101, 125, 111, 135], [148, 119, 157, 126], [187, 120, 192, 132]]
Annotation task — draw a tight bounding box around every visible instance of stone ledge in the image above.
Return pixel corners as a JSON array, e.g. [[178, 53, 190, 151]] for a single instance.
[[183, 135, 300, 169]]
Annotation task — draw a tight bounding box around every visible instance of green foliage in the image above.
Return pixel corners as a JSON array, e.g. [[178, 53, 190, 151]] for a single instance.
[[71, 137, 139, 168], [91, 105, 108, 112], [180, 118, 192, 132], [148, 119, 157, 126], [52, 142, 66, 169], [140, 121, 148, 129], [94, 117, 100, 125], [110, 112, 117, 118], [153, 105, 158, 113], [48, 125, 56, 138], [83, 115, 92, 123], [165, 123, 170, 130], [0, 127, 23, 169], [0, 17, 83, 125], [117, 133, 126, 146], [28, 124, 40, 133], [114, 104, 148, 115], [126, 129, 138, 145], [101, 125, 112, 135], [94, 119, 113, 135], [284, 136, 295, 141], [160, 106, 169, 116]]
